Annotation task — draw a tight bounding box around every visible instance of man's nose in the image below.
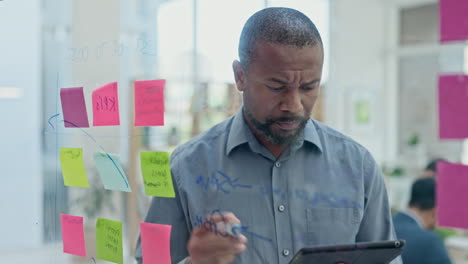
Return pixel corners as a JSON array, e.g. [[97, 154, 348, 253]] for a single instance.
[[279, 89, 302, 113]]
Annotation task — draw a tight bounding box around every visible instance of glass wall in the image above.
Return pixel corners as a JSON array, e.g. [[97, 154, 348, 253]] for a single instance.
[[1, 0, 467, 263]]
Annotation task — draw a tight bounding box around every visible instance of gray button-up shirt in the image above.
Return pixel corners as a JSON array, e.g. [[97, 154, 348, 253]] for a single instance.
[[136, 108, 402, 264]]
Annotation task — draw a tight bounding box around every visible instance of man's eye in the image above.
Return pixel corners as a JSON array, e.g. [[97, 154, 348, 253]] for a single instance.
[[267, 86, 285, 91], [302, 86, 317, 91]]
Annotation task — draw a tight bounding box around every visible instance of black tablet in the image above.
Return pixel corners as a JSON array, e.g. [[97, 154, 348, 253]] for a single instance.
[[289, 240, 405, 264]]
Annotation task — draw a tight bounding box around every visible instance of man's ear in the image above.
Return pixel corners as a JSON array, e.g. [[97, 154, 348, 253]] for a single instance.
[[232, 60, 246, 92]]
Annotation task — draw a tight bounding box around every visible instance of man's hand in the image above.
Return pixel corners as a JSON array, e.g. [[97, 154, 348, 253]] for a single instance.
[[187, 212, 248, 264]]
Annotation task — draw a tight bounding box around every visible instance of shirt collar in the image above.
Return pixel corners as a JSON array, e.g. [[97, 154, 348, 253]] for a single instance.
[[404, 209, 424, 228], [226, 107, 250, 155], [226, 106, 323, 156], [303, 119, 323, 152]]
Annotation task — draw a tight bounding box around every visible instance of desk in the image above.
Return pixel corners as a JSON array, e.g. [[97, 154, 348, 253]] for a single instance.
[[446, 236, 468, 264]]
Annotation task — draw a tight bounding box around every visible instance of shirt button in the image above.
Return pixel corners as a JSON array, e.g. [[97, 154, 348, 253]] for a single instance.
[[283, 249, 290, 256], [278, 205, 285, 212], [275, 161, 281, 168]]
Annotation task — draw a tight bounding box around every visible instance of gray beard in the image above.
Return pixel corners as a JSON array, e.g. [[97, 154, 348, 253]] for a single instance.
[[243, 107, 308, 145]]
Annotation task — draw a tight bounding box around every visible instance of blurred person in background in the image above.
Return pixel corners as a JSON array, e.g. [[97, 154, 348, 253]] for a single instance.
[[423, 158, 447, 178], [393, 178, 452, 264], [422, 158, 460, 241]]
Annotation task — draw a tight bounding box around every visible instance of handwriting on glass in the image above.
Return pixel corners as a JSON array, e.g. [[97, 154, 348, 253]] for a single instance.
[[195, 171, 362, 209], [194, 210, 272, 243], [67, 46, 89, 62], [195, 171, 253, 194], [67, 37, 156, 62]]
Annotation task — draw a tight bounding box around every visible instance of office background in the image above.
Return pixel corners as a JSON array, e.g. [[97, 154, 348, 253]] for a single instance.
[[1, 0, 467, 263]]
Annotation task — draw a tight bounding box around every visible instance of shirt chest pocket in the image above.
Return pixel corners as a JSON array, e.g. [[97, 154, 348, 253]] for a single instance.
[[306, 207, 361, 245]]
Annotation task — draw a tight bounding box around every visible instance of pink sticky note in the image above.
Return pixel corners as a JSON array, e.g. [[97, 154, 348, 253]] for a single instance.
[[440, 0, 468, 43], [140, 222, 172, 264], [60, 214, 87, 257], [60, 87, 90, 128], [134, 80, 165, 126], [436, 161, 468, 229], [92, 82, 120, 126], [438, 75, 468, 139]]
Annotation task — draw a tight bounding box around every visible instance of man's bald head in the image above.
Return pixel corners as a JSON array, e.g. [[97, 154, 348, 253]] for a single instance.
[[238, 7, 323, 67]]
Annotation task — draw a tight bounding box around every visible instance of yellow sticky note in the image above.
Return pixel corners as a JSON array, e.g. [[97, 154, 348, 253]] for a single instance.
[[140, 152, 175, 197], [59, 148, 89, 188]]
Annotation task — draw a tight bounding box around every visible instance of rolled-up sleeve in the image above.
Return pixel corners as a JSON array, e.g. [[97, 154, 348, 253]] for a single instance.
[[135, 168, 191, 264], [355, 151, 403, 264]]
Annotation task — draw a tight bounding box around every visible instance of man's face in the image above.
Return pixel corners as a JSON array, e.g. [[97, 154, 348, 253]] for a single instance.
[[423, 170, 436, 178], [426, 208, 436, 230], [234, 41, 324, 145]]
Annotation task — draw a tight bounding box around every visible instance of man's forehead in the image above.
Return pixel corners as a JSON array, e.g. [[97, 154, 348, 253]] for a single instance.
[[249, 41, 324, 73]]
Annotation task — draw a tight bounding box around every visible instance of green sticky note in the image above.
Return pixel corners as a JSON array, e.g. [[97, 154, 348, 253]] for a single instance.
[[59, 148, 89, 188], [96, 218, 123, 264], [140, 152, 175, 197]]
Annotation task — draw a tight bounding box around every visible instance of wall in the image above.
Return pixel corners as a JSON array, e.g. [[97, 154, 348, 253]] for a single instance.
[[327, 0, 464, 166], [0, 0, 43, 249], [327, 0, 388, 163]]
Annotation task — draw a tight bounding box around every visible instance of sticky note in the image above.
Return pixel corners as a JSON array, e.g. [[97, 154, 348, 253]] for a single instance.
[[96, 218, 123, 264], [438, 75, 468, 139], [92, 82, 120, 126], [440, 0, 468, 43], [436, 161, 468, 229], [140, 223, 172, 264], [60, 148, 89, 188], [134, 79, 165, 126], [140, 152, 175, 197], [94, 152, 131, 192], [60, 87, 90, 128], [61, 214, 87, 257]]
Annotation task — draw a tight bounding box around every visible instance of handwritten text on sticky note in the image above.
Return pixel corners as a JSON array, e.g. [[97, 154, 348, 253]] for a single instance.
[[134, 79, 165, 126], [92, 82, 120, 126], [140, 223, 172, 264], [60, 87, 90, 128], [96, 218, 123, 264], [140, 151, 175, 197], [94, 152, 131, 192], [60, 148, 89, 188], [61, 214, 87, 257]]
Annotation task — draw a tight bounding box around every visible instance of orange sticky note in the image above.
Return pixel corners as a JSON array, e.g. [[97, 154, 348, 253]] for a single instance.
[[134, 79, 165, 126], [92, 82, 120, 126], [61, 214, 87, 257], [140, 223, 172, 264]]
